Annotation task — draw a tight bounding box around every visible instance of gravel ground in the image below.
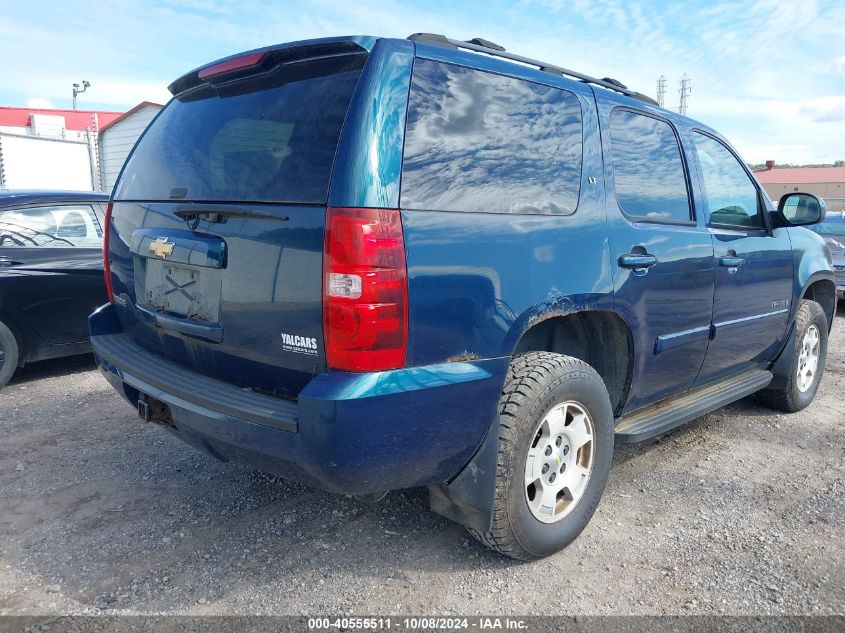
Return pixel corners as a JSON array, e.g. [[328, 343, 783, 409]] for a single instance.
[[0, 309, 843, 617]]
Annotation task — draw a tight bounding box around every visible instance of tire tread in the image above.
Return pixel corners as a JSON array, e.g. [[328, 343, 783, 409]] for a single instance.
[[468, 352, 607, 561], [756, 299, 827, 413], [0, 319, 20, 389]]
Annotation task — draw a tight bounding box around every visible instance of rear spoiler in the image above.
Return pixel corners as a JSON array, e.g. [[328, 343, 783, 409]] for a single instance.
[[167, 36, 376, 97]]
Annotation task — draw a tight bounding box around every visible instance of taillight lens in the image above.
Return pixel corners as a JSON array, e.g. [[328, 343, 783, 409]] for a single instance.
[[324, 207, 408, 372], [197, 52, 268, 80], [103, 202, 114, 303]]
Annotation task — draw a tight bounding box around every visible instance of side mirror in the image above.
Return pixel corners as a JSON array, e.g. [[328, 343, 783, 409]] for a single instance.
[[778, 192, 827, 226]]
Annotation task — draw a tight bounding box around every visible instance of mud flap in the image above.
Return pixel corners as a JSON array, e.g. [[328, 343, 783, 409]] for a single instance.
[[767, 319, 797, 391], [428, 420, 499, 532]]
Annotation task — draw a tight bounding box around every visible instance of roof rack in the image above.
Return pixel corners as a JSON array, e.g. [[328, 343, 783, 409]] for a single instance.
[[407, 33, 659, 107]]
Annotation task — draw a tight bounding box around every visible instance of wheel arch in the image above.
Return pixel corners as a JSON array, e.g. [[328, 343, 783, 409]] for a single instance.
[[429, 308, 633, 532], [768, 276, 835, 390], [799, 275, 836, 332], [511, 310, 634, 416]]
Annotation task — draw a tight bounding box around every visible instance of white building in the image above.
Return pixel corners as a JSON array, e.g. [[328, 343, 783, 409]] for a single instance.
[[98, 101, 162, 192], [0, 106, 124, 191], [0, 103, 162, 192]]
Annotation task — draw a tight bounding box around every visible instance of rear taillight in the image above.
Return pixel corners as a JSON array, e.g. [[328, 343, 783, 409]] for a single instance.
[[103, 202, 114, 303], [323, 207, 408, 372]]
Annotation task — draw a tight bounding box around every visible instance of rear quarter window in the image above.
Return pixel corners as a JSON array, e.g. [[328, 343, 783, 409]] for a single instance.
[[401, 59, 583, 215]]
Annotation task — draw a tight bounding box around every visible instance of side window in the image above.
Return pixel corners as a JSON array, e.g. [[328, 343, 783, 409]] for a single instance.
[[401, 59, 583, 215], [692, 132, 762, 229], [609, 109, 691, 223], [0, 205, 102, 248]]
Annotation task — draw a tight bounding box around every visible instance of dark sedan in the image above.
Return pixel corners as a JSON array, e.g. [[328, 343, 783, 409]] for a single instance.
[[0, 190, 109, 387]]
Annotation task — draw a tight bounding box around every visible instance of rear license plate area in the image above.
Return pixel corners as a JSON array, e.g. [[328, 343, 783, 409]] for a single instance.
[[138, 258, 222, 322]]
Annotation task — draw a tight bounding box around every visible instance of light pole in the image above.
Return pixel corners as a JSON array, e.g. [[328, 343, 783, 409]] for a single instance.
[[72, 80, 91, 109]]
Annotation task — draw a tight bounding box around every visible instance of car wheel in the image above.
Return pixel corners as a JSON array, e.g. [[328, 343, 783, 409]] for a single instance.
[[0, 319, 20, 388], [757, 299, 828, 413], [468, 352, 614, 560]]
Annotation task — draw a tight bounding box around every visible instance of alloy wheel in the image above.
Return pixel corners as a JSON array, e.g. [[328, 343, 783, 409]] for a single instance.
[[524, 401, 595, 523], [796, 324, 820, 393]]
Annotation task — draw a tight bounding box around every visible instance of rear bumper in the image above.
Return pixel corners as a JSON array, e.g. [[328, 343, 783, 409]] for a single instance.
[[90, 303, 507, 495]]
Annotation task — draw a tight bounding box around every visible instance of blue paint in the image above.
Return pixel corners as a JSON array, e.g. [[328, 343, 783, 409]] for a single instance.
[[91, 302, 506, 493], [329, 39, 415, 209], [108, 201, 325, 398], [130, 228, 227, 269], [654, 325, 711, 355]]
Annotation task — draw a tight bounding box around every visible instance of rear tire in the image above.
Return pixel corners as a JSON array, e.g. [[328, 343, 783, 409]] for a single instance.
[[468, 352, 614, 560], [756, 299, 828, 412], [0, 319, 20, 388]]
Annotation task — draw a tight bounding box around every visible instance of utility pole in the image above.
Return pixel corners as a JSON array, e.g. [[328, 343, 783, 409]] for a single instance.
[[678, 74, 692, 116], [72, 80, 91, 109], [656, 75, 667, 108]]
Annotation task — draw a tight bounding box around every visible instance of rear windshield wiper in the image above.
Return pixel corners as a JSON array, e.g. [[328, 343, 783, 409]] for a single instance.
[[173, 207, 289, 227]]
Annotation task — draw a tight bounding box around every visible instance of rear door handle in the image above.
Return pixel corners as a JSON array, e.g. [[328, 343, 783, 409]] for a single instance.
[[0, 256, 25, 267], [135, 304, 223, 343], [719, 256, 745, 269], [618, 253, 658, 271]]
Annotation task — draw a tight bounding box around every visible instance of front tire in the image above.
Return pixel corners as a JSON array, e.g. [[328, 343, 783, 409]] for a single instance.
[[0, 319, 20, 388], [469, 352, 614, 560], [756, 299, 828, 412]]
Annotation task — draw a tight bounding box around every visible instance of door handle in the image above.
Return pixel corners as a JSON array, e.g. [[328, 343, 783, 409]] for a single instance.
[[0, 256, 25, 267], [135, 303, 223, 343], [719, 255, 745, 271], [618, 253, 658, 273]]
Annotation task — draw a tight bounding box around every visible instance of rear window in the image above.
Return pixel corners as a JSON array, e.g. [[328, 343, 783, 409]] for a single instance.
[[0, 204, 102, 248], [115, 53, 366, 204], [401, 59, 582, 215]]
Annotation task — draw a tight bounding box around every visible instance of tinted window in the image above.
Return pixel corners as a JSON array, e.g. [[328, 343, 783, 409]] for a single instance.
[[115, 53, 366, 203], [401, 60, 582, 215], [609, 110, 691, 223], [692, 132, 762, 229], [0, 204, 102, 248]]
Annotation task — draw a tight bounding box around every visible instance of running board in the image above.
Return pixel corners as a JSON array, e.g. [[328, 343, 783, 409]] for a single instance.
[[615, 370, 773, 443]]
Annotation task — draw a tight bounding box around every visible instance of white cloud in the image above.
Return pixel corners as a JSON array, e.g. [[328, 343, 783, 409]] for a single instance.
[[163, 0, 232, 13], [689, 93, 845, 163], [25, 97, 56, 109], [11, 73, 171, 110], [0, 0, 842, 163], [77, 80, 171, 108], [799, 96, 845, 123]]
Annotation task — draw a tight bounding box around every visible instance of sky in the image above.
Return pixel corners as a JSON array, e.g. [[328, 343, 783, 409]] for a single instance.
[[1, 0, 843, 164]]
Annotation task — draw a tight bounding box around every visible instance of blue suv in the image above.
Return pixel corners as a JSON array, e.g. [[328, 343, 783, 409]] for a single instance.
[[90, 34, 836, 560]]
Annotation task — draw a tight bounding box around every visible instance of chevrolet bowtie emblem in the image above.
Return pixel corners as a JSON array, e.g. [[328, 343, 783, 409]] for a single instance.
[[149, 237, 175, 259]]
